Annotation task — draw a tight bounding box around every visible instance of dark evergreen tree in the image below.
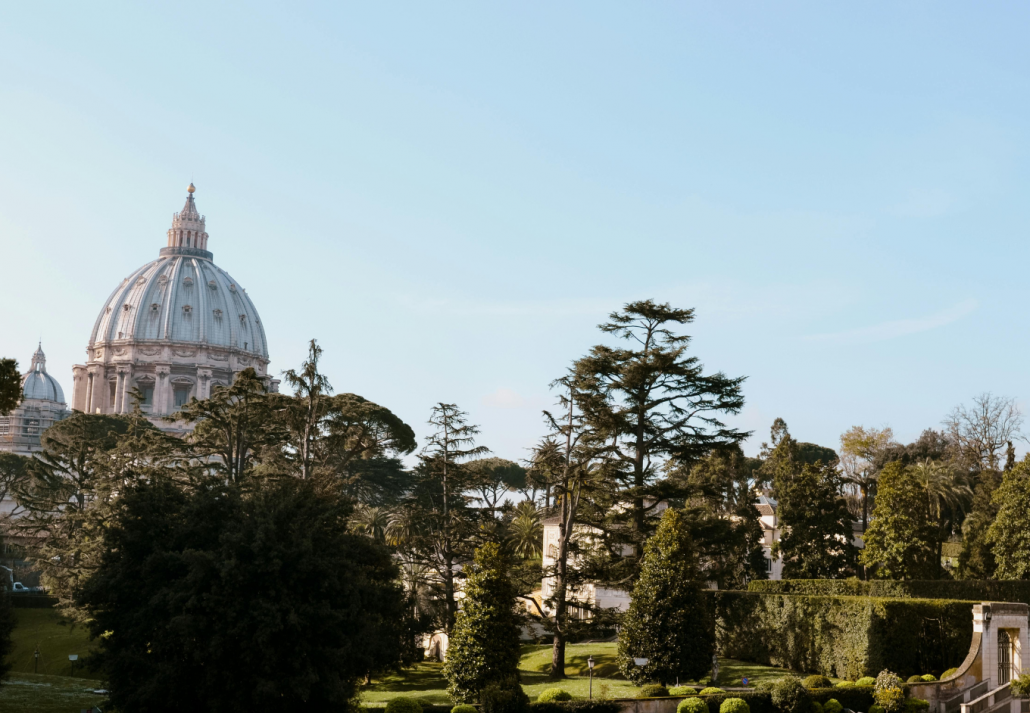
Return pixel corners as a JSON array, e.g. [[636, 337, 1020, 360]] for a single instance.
[[78, 477, 408, 713], [769, 424, 856, 578], [957, 468, 1002, 579], [860, 462, 937, 579], [0, 535, 15, 686], [617, 508, 713, 685], [0, 358, 19, 416], [443, 543, 522, 703]]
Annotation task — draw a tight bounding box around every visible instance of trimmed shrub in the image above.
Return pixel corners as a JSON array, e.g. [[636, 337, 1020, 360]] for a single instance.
[[834, 682, 854, 688], [639, 685, 671, 698], [671, 687, 699, 696], [823, 700, 843, 713], [940, 668, 959, 680], [454, 707, 478, 713], [904, 700, 929, 713], [709, 591, 973, 680], [701, 688, 725, 695], [810, 687, 874, 713], [856, 678, 876, 687], [906, 676, 923, 684], [481, 682, 529, 713], [721, 699, 750, 713], [746, 580, 1030, 607], [679, 699, 709, 713], [810, 702, 824, 713], [537, 690, 572, 703], [619, 510, 714, 684], [1011, 674, 1030, 698], [445, 545, 522, 703], [804, 676, 832, 690], [530, 703, 620, 713], [870, 706, 885, 713], [772, 676, 810, 713], [387, 699, 424, 713], [920, 675, 935, 682]]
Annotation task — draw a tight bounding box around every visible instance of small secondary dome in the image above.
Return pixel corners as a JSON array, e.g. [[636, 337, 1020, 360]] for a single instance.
[[21, 344, 65, 403]]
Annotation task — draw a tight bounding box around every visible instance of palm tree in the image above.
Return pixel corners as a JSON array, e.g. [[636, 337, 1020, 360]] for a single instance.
[[910, 459, 973, 577], [351, 505, 391, 544], [508, 501, 543, 559]]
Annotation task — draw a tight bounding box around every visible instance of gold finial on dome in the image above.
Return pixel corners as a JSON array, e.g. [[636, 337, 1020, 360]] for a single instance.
[[187, 182, 196, 194]]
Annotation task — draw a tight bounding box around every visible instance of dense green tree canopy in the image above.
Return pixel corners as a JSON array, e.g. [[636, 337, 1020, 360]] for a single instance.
[[986, 458, 1030, 579], [860, 462, 936, 579], [0, 358, 19, 415], [78, 477, 409, 713]]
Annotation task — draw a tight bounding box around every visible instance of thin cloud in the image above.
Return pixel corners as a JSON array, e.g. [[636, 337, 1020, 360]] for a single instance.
[[805, 299, 978, 345]]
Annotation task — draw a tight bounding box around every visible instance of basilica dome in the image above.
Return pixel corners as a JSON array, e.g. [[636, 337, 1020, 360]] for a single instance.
[[72, 186, 277, 424], [22, 345, 65, 403]]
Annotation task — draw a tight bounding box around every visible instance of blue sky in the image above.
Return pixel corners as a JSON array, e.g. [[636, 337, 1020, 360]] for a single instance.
[[2, 3, 1029, 461]]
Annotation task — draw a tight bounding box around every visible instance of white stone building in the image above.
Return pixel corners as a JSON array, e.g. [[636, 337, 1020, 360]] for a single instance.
[[71, 184, 278, 431], [0, 345, 70, 457]]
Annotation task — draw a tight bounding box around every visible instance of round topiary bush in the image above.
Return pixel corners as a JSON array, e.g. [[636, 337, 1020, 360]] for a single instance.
[[834, 682, 855, 688], [804, 676, 833, 689], [920, 675, 936, 682], [720, 698, 750, 713], [537, 689, 572, 703], [481, 682, 529, 713], [906, 676, 924, 684], [639, 684, 671, 698], [387, 698, 424, 713], [940, 669, 959, 681], [856, 677, 876, 687], [823, 699, 843, 713], [904, 700, 929, 713], [700, 687, 724, 695], [811, 701, 824, 713], [453, 706, 478, 713], [679, 698, 709, 713], [671, 687, 699, 696], [772, 676, 810, 713]]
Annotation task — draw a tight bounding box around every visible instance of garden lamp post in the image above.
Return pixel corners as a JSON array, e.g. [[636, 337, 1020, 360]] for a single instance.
[[588, 656, 595, 699]]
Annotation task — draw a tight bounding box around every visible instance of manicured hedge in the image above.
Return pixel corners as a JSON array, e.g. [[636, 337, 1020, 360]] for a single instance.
[[9, 594, 56, 609], [708, 591, 973, 679], [529, 702, 620, 713], [747, 579, 1030, 606], [809, 687, 874, 712]]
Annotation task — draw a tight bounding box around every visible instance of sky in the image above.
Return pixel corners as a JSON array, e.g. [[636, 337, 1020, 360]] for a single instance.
[[2, 2, 1030, 462]]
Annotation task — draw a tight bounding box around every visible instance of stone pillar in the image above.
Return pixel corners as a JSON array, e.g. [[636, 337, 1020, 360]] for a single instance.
[[155, 366, 171, 415], [113, 372, 124, 414], [120, 368, 134, 413], [197, 368, 212, 400], [84, 373, 94, 414]]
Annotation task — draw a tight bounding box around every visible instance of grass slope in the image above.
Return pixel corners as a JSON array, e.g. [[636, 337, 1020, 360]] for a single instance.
[[361, 643, 801, 707], [0, 673, 108, 713], [6, 608, 99, 678]]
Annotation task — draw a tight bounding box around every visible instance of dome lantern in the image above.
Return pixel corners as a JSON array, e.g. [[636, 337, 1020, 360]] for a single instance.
[[164, 183, 211, 259]]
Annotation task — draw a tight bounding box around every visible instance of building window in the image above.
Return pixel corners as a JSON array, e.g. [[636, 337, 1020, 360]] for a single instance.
[[765, 557, 773, 573], [140, 386, 154, 406], [0, 417, 8, 435], [174, 387, 190, 407]]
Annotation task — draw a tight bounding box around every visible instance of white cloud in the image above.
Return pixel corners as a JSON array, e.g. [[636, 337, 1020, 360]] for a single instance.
[[482, 387, 530, 409], [804, 299, 978, 345]]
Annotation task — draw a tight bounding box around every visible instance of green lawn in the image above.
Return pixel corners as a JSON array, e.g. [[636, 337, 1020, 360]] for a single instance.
[[0, 672, 108, 713], [5, 608, 99, 679], [361, 643, 802, 707]]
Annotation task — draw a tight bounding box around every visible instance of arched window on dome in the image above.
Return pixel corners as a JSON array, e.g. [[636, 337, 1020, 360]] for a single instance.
[[186, 231, 191, 247]]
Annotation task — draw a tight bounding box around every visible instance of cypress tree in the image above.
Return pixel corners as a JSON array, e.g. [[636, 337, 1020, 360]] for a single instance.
[[444, 543, 522, 703], [617, 508, 713, 685]]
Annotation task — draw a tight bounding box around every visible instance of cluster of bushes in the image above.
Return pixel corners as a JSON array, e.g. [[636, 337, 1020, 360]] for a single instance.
[[747, 579, 1030, 605], [710, 591, 973, 679]]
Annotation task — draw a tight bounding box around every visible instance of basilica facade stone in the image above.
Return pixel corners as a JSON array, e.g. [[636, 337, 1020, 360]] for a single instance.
[[71, 184, 278, 431]]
